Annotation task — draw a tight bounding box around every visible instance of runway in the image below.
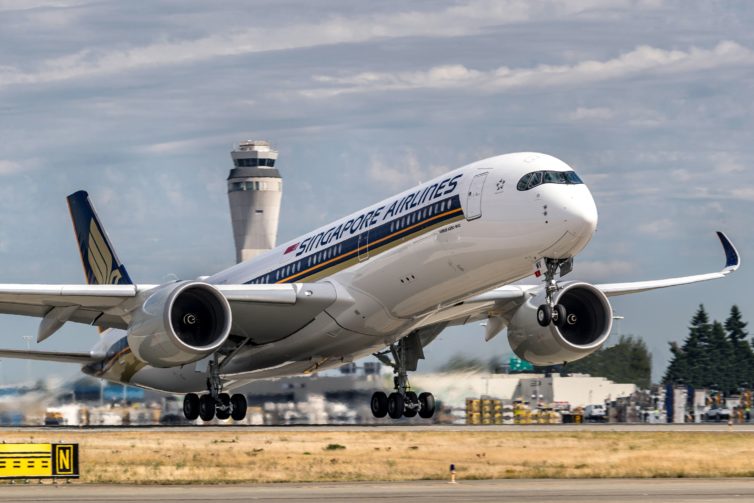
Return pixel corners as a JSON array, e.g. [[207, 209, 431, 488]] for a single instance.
[[7, 423, 754, 433], [2, 479, 753, 502]]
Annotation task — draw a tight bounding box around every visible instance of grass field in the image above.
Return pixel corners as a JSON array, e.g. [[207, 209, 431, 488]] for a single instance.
[[1, 430, 754, 484]]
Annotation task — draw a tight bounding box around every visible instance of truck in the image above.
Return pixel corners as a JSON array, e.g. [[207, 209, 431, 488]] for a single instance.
[[584, 404, 607, 422]]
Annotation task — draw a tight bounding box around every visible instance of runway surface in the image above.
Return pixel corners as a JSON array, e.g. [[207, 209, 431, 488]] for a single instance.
[[2, 479, 754, 502], [7, 423, 754, 433]]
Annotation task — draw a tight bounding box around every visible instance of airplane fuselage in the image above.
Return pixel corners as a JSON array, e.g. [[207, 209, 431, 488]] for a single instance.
[[85, 152, 598, 393]]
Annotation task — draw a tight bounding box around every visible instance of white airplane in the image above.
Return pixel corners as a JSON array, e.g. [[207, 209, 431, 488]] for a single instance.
[[0, 152, 740, 422]]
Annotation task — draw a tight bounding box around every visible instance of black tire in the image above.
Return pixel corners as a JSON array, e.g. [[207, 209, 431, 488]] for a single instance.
[[387, 392, 404, 419], [537, 304, 552, 327], [371, 391, 388, 418], [553, 304, 567, 328], [230, 394, 247, 421], [216, 393, 231, 420], [183, 393, 199, 421], [418, 392, 436, 419], [199, 394, 216, 422], [403, 391, 418, 418]]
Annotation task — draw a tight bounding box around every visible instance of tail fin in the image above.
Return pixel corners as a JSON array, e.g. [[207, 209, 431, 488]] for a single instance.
[[67, 190, 133, 286]]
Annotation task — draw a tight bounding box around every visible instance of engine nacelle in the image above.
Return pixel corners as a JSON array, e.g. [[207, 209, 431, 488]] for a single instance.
[[127, 281, 232, 368], [507, 282, 613, 366]]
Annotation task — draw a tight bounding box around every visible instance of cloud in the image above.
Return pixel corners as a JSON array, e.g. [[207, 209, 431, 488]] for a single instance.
[[577, 259, 637, 280], [729, 187, 754, 201], [0, 0, 664, 89], [0, 160, 22, 175], [566, 107, 615, 121], [368, 151, 449, 191], [303, 41, 754, 97], [638, 218, 674, 236]]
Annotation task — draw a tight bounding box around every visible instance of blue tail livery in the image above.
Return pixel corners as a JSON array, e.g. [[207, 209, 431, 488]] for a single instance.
[[66, 190, 133, 286]]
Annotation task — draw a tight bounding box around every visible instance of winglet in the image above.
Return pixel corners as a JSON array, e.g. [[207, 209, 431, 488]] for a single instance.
[[67, 190, 133, 286], [717, 231, 740, 273]]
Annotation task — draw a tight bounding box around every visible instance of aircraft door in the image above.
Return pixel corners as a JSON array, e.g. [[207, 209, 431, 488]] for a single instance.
[[465, 172, 488, 220], [358, 231, 370, 261]]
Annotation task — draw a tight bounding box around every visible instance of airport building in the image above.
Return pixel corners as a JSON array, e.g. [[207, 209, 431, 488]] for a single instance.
[[227, 140, 283, 263]]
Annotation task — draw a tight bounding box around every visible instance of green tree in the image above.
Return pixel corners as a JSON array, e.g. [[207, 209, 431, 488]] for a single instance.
[[664, 305, 753, 394], [664, 341, 688, 385], [568, 335, 652, 389], [703, 321, 735, 392], [725, 305, 754, 389]]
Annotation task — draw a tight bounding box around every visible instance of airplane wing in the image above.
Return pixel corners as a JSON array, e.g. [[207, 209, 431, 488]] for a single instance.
[[0, 283, 337, 343], [595, 232, 739, 296], [0, 348, 97, 364], [416, 231, 739, 336]]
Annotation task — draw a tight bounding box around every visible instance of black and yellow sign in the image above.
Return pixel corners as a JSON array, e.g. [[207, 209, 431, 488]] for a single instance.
[[0, 443, 79, 479]]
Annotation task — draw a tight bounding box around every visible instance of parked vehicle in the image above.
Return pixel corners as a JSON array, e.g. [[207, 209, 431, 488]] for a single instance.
[[704, 406, 731, 422], [584, 404, 607, 422]]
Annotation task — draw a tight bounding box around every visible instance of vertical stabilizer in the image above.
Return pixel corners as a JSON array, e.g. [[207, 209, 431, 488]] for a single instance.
[[66, 190, 133, 286]]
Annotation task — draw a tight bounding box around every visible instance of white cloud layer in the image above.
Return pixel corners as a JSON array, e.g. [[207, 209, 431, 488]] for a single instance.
[[305, 41, 754, 96], [0, 0, 664, 89]]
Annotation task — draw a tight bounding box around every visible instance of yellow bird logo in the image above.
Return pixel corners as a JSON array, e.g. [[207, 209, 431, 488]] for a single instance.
[[87, 219, 122, 285]]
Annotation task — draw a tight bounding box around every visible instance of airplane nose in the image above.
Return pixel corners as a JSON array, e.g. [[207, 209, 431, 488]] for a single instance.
[[542, 186, 599, 258], [565, 191, 598, 237]]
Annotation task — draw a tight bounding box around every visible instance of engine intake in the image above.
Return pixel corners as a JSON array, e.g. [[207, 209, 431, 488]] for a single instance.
[[127, 281, 232, 367], [507, 282, 612, 366]]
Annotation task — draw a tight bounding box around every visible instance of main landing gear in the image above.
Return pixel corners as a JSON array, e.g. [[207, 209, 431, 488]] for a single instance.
[[182, 359, 247, 422], [371, 337, 436, 420], [536, 258, 577, 329]]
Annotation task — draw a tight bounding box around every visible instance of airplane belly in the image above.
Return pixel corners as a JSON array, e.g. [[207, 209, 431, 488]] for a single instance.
[[129, 366, 208, 394], [221, 313, 396, 375]]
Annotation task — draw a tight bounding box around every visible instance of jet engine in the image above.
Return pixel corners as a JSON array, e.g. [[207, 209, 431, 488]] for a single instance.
[[127, 281, 232, 367], [507, 282, 612, 366]]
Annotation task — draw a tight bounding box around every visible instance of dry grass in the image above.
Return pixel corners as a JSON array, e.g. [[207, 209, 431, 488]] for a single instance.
[[1, 430, 754, 484]]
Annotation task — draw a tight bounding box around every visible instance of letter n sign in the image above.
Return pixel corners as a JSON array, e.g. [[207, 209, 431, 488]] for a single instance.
[[52, 444, 79, 478]]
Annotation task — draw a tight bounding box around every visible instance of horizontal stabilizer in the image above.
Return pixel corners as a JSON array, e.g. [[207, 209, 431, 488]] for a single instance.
[[0, 348, 96, 364]]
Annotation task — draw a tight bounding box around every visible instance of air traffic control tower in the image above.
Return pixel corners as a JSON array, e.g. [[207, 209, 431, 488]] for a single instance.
[[227, 140, 282, 263]]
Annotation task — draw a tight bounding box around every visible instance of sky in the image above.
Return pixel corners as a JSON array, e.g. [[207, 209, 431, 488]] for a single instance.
[[0, 0, 752, 385]]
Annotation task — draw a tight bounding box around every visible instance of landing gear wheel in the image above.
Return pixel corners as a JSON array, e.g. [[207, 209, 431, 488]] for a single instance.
[[387, 392, 404, 419], [183, 393, 199, 421], [552, 304, 567, 328], [537, 304, 552, 327], [216, 393, 231, 420], [199, 394, 216, 422], [403, 391, 418, 418], [230, 394, 247, 421], [418, 392, 436, 419], [371, 391, 388, 418]]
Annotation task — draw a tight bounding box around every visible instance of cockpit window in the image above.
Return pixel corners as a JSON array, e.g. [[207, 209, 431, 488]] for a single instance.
[[516, 173, 531, 191], [527, 171, 543, 190], [516, 170, 584, 191]]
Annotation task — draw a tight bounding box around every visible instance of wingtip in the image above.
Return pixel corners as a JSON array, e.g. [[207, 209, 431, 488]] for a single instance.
[[716, 231, 740, 272]]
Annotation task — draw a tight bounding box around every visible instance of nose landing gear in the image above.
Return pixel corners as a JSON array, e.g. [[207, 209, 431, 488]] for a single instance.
[[536, 258, 572, 328]]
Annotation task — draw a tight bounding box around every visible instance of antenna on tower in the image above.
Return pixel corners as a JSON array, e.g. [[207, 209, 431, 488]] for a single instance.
[[227, 140, 283, 263]]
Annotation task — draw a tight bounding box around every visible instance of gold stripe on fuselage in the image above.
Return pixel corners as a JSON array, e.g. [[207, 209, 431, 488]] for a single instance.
[[277, 208, 464, 283]]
